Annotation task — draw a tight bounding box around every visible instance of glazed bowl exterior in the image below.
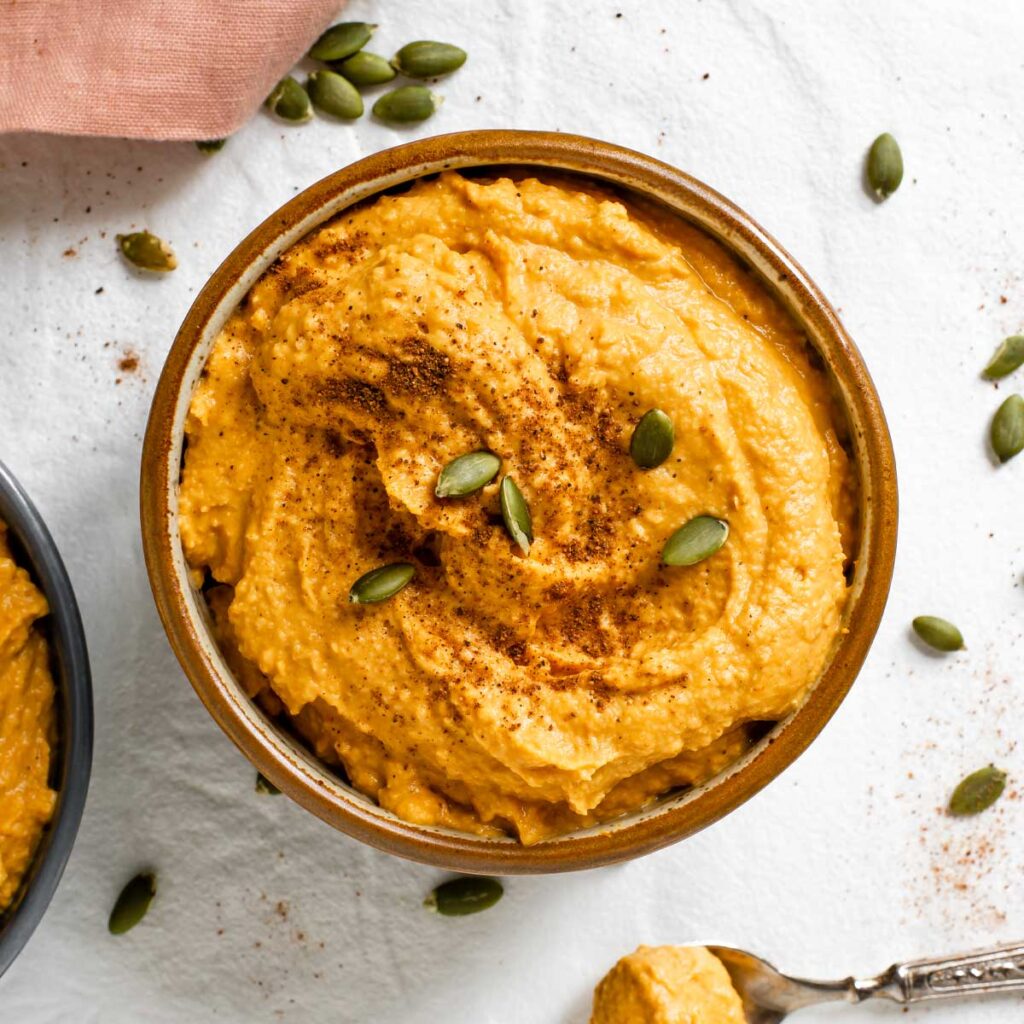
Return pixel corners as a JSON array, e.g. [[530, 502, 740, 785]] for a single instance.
[[0, 461, 93, 976], [140, 130, 897, 874]]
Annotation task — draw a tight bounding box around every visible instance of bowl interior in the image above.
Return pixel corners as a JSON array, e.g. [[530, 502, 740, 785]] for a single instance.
[[144, 131, 896, 873], [0, 461, 93, 976]]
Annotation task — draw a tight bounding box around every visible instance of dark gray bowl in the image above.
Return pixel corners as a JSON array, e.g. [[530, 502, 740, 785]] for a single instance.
[[0, 460, 92, 979]]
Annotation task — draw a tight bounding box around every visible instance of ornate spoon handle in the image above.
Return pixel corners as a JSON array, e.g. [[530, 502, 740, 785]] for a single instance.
[[853, 942, 1024, 1003]]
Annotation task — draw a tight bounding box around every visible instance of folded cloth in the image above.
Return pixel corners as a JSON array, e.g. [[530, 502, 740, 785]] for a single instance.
[[0, 0, 343, 140]]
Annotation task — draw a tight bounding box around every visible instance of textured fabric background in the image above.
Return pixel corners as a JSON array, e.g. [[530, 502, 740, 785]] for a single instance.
[[1, 0, 1024, 1020], [0, 0, 342, 139]]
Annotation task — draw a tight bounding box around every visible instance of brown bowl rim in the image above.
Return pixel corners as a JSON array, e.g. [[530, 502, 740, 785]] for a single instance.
[[140, 129, 898, 874]]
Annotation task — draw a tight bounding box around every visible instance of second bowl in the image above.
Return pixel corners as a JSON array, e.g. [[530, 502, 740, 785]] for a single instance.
[[0, 461, 92, 976]]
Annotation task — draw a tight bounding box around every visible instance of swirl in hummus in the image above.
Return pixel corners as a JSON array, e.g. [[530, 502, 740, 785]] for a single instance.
[[179, 172, 855, 843]]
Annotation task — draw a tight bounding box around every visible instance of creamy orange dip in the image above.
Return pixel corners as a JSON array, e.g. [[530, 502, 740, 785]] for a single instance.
[[0, 520, 57, 911], [179, 171, 854, 843], [592, 945, 746, 1023]]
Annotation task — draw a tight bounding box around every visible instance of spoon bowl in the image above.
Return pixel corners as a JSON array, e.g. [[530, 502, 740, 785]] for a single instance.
[[709, 945, 868, 1022]]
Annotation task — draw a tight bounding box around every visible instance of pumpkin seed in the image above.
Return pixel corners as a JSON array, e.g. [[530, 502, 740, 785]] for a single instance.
[[391, 41, 467, 78], [349, 562, 416, 604], [983, 335, 1024, 380], [500, 476, 533, 555], [306, 69, 364, 119], [116, 231, 177, 272], [866, 132, 903, 199], [990, 393, 1024, 462], [255, 772, 280, 795], [108, 872, 156, 935], [333, 51, 396, 86], [266, 76, 312, 123], [436, 451, 501, 498], [662, 515, 728, 566], [425, 876, 503, 916], [630, 409, 675, 469], [309, 21, 375, 62], [949, 765, 1006, 816], [195, 138, 226, 154], [912, 615, 964, 652], [372, 86, 442, 124]]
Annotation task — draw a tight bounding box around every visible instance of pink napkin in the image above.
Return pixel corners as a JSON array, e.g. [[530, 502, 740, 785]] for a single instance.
[[0, 0, 344, 140]]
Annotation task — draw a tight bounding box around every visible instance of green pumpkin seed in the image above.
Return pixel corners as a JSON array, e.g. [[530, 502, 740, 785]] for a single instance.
[[662, 515, 729, 567], [108, 872, 156, 935], [500, 476, 533, 555], [255, 771, 280, 795], [349, 562, 416, 604], [630, 409, 675, 469], [309, 21, 375, 62], [306, 70, 364, 119], [949, 765, 1006, 816], [425, 876, 503, 916], [333, 51, 396, 86], [391, 41, 467, 79], [372, 86, 442, 124], [912, 615, 964, 652], [436, 451, 501, 498], [983, 335, 1024, 380], [116, 231, 177, 272], [195, 138, 226, 154], [990, 393, 1024, 462], [866, 132, 903, 199], [266, 76, 312, 123]]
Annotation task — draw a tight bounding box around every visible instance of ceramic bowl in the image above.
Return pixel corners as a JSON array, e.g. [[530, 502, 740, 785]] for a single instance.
[[0, 460, 92, 976], [141, 131, 897, 874]]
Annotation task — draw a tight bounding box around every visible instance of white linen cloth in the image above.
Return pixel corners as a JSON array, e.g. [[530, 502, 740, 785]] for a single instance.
[[1, 0, 1023, 1019]]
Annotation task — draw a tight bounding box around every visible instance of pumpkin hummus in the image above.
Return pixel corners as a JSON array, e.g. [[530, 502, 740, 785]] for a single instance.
[[591, 945, 746, 1024], [179, 171, 855, 843], [0, 520, 57, 911]]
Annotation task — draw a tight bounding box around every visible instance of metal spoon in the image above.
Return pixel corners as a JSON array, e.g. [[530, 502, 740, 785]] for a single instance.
[[707, 941, 1024, 1021]]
